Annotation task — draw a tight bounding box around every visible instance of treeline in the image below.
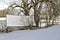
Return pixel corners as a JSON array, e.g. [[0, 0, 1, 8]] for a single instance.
[[0, 9, 8, 17], [0, 0, 60, 27]]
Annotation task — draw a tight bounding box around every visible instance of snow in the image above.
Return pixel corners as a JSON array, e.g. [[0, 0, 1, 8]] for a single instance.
[[0, 25, 60, 40], [7, 15, 35, 26], [7, 15, 30, 26], [0, 17, 6, 20]]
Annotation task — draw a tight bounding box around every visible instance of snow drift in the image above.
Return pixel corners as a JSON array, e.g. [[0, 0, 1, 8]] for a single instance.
[[0, 25, 60, 40]]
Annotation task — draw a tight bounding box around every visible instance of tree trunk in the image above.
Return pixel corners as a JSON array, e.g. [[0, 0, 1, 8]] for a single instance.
[[34, 9, 40, 27]]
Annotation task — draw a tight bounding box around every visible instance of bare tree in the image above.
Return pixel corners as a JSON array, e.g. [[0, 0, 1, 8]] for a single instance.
[[19, 0, 32, 16], [8, 0, 60, 28], [48, 0, 59, 25], [31, 0, 41, 27]]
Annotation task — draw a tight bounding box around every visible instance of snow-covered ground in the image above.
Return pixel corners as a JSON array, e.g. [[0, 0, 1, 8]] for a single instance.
[[0, 25, 60, 40]]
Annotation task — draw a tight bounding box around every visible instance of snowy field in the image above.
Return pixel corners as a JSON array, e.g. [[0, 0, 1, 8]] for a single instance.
[[0, 25, 60, 40]]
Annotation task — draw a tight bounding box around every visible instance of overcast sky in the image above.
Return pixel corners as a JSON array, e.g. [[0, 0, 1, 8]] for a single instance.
[[0, 0, 18, 10]]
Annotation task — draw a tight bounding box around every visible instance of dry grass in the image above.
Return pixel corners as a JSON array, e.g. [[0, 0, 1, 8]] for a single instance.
[[0, 9, 8, 17]]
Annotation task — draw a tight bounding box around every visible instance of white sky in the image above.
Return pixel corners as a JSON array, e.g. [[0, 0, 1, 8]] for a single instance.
[[0, 0, 31, 10], [0, 0, 18, 10]]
